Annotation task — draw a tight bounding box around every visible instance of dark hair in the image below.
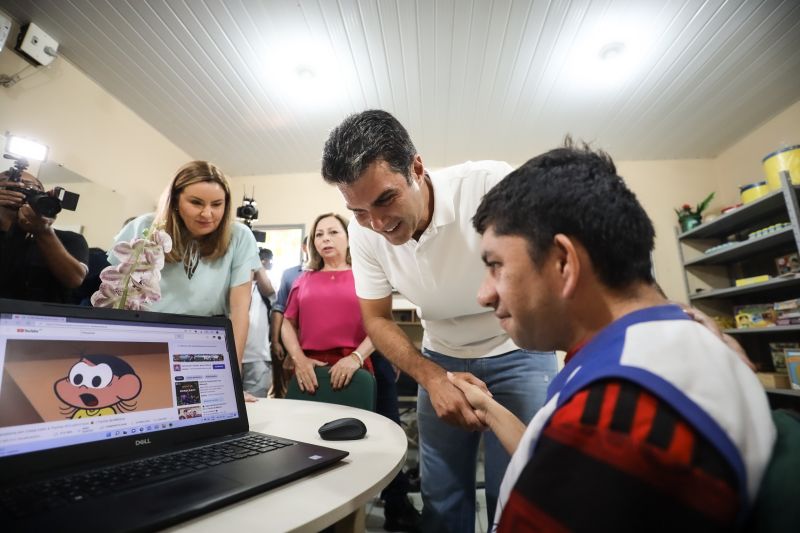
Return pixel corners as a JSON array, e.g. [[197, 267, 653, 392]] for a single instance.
[[321, 110, 417, 185], [259, 248, 273, 261], [82, 354, 136, 377], [473, 138, 655, 289]]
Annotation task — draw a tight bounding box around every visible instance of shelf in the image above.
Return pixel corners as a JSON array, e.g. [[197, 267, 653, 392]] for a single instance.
[[683, 227, 794, 266], [765, 388, 800, 398], [678, 174, 800, 381], [724, 325, 800, 335], [678, 187, 797, 240], [688, 275, 800, 300]]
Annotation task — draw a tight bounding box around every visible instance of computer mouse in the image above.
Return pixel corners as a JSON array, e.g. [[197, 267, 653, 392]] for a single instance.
[[318, 417, 367, 441]]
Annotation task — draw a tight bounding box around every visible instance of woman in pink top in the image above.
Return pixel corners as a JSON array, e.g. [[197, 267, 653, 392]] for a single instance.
[[282, 212, 374, 393]]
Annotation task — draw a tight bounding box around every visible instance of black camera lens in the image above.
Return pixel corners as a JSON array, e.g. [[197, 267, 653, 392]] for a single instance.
[[236, 204, 258, 219], [29, 192, 62, 217]]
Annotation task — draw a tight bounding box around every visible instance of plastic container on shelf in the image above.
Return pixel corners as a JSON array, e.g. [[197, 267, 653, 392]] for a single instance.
[[740, 181, 770, 204], [762, 144, 800, 190]]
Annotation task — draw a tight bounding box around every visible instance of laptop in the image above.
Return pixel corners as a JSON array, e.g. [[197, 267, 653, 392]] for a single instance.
[[0, 299, 348, 532]]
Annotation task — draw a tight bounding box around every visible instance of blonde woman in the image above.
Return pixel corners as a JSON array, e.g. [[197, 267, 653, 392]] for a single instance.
[[109, 161, 261, 365]]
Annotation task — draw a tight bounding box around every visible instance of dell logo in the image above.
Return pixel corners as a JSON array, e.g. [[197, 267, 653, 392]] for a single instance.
[[135, 438, 152, 446]]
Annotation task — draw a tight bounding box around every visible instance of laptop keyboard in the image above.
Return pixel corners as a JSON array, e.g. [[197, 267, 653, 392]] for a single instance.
[[1, 433, 293, 519]]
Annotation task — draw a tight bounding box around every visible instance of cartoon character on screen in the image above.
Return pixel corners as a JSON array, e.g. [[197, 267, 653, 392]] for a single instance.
[[54, 355, 143, 418]]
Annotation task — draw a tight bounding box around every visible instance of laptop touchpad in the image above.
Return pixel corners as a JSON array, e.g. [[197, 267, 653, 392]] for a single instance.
[[140, 473, 243, 514]]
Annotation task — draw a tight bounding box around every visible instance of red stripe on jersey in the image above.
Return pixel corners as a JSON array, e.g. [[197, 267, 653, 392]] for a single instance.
[[549, 388, 588, 427], [667, 419, 694, 466], [497, 489, 571, 533], [596, 381, 620, 429], [630, 385, 658, 443]]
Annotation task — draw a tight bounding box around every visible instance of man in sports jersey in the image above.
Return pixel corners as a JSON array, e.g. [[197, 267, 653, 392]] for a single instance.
[[450, 139, 775, 531]]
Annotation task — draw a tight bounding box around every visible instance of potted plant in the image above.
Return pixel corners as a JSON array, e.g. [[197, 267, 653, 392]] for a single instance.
[[675, 192, 715, 233]]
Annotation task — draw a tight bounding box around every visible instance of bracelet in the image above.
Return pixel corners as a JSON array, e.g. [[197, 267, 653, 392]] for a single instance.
[[351, 351, 364, 367]]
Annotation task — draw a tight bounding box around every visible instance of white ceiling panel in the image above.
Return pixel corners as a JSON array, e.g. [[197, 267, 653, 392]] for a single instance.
[[0, 0, 798, 176]]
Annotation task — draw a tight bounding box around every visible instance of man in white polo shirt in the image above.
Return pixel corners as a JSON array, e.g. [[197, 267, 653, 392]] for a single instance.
[[321, 110, 558, 532]]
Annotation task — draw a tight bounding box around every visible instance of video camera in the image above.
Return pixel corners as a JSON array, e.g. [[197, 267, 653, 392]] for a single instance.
[[236, 195, 258, 223], [2, 155, 79, 218], [235, 191, 265, 242]]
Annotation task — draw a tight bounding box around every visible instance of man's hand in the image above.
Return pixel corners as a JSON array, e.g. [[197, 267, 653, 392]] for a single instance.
[[448, 372, 494, 425], [448, 371, 526, 455], [425, 372, 487, 431], [678, 303, 756, 371], [0, 181, 25, 210], [270, 343, 286, 361], [17, 204, 55, 236]]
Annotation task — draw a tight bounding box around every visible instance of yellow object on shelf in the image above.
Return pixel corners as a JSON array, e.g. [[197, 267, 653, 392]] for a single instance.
[[756, 372, 791, 389], [740, 181, 769, 204], [735, 274, 770, 287], [762, 144, 800, 190]]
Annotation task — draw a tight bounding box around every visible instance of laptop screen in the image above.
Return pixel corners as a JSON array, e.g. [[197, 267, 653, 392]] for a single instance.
[[0, 310, 242, 459]]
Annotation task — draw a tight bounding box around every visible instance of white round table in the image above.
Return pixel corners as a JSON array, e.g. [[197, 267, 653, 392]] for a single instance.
[[169, 398, 408, 532]]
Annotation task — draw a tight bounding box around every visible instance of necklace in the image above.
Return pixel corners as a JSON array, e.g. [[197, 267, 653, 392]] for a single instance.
[[183, 240, 200, 279], [323, 267, 348, 280]]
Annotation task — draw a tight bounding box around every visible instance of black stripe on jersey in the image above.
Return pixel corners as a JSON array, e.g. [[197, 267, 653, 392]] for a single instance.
[[647, 402, 677, 449], [580, 382, 605, 426], [691, 434, 737, 487], [609, 381, 640, 434]]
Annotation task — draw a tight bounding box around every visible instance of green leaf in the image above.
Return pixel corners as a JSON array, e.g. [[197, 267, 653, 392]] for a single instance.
[[695, 192, 715, 214]]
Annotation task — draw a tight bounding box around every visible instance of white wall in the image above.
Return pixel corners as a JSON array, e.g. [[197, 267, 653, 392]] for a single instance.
[[229, 171, 348, 230], [618, 159, 718, 301], [0, 43, 190, 247], [714, 98, 800, 203], [50, 181, 156, 248]]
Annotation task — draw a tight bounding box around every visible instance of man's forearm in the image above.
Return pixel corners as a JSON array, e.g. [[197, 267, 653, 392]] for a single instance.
[[34, 230, 86, 288], [270, 311, 283, 345], [254, 268, 275, 299], [364, 315, 443, 388], [485, 400, 526, 455]]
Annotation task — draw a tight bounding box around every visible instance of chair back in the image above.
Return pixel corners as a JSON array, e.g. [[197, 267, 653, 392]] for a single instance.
[[286, 366, 376, 411], [747, 409, 800, 532]]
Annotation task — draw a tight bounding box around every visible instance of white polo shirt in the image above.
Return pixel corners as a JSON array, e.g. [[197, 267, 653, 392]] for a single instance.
[[350, 160, 519, 358]]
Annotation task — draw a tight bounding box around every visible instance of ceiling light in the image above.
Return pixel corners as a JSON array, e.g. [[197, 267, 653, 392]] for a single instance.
[[4, 133, 48, 161], [599, 42, 626, 62], [296, 66, 316, 80], [564, 16, 654, 89], [261, 35, 347, 110]]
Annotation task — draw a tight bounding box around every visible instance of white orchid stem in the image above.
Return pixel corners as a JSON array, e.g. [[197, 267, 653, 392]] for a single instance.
[[116, 239, 147, 310]]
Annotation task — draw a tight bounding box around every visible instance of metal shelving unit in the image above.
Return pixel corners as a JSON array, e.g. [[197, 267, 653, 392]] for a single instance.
[[676, 171, 800, 379]]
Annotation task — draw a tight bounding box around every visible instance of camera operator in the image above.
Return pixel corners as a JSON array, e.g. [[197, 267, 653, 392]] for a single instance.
[[0, 169, 88, 303]]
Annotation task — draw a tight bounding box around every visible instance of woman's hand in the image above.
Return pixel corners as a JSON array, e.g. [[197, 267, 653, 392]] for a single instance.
[[243, 391, 259, 403], [293, 353, 327, 393], [329, 355, 361, 390]]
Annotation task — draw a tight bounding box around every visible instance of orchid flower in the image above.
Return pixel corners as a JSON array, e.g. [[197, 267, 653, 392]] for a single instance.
[[91, 224, 172, 310]]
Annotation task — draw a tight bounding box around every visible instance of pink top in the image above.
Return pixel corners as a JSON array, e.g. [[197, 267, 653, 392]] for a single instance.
[[284, 269, 367, 352]]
